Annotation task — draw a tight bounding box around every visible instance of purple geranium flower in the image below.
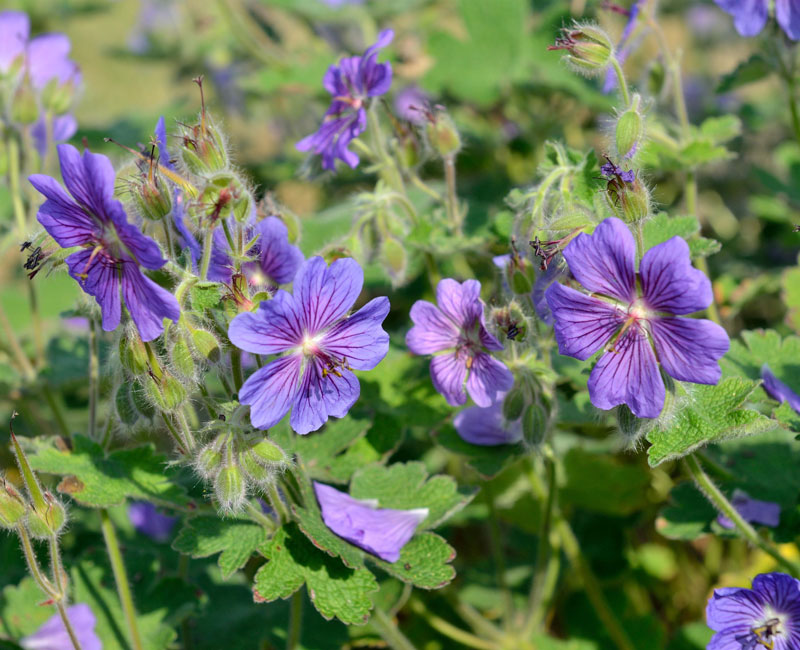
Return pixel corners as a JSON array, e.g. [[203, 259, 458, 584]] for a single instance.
[[601, 161, 636, 183], [717, 490, 781, 530], [313, 481, 428, 563], [706, 572, 800, 649], [296, 30, 393, 170], [454, 396, 523, 446], [229, 256, 389, 434], [714, 0, 800, 40], [394, 85, 428, 124], [545, 217, 729, 419], [20, 603, 101, 650], [128, 501, 178, 542], [407, 279, 514, 408], [208, 216, 303, 287], [30, 144, 180, 341], [762, 365, 800, 414]]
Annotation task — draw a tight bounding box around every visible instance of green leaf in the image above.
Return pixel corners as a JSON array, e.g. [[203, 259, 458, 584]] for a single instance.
[[26, 435, 189, 508], [646, 378, 776, 466], [642, 214, 699, 249], [172, 515, 269, 579], [349, 461, 475, 528], [371, 532, 456, 589], [679, 140, 734, 167], [657, 482, 716, 540], [254, 523, 378, 625], [717, 54, 772, 93], [782, 259, 800, 334], [424, 0, 528, 105], [699, 115, 742, 144], [560, 448, 650, 516], [721, 329, 800, 432]]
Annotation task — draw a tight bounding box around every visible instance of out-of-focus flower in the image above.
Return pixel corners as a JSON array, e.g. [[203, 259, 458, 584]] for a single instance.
[[229, 257, 389, 434], [29, 144, 180, 341], [296, 30, 393, 170], [394, 85, 428, 124], [602, 1, 644, 93], [713, 0, 800, 40], [20, 603, 101, 650], [407, 279, 513, 407], [717, 490, 781, 530], [454, 398, 523, 446], [546, 218, 729, 418], [128, 501, 178, 542], [761, 365, 800, 414], [705, 572, 800, 649], [314, 481, 427, 563]]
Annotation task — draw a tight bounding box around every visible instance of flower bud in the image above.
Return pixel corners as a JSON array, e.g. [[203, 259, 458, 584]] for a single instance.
[[115, 383, 139, 427], [239, 451, 274, 487], [425, 110, 461, 157], [171, 336, 195, 379], [502, 386, 526, 422], [602, 162, 650, 224], [550, 25, 613, 75], [131, 171, 173, 222], [522, 403, 547, 446], [381, 234, 407, 286], [145, 372, 186, 412], [12, 80, 39, 125], [26, 493, 67, 538], [615, 94, 644, 160], [215, 464, 246, 512], [131, 380, 156, 419], [191, 329, 221, 363], [616, 405, 639, 441], [178, 95, 229, 175], [119, 335, 150, 376], [249, 438, 287, 465], [491, 303, 527, 343], [195, 443, 224, 480], [41, 78, 76, 116], [0, 480, 27, 528]]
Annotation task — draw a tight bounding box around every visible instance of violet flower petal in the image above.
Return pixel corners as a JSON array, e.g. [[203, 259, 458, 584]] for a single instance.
[[717, 490, 780, 530], [128, 501, 177, 542], [314, 481, 427, 563], [587, 329, 665, 418], [294, 257, 363, 334], [454, 400, 523, 446], [436, 278, 483, 329], [430, 352, 468, 407], [761, 365, 800, 414], [290, 361, 360, 435], [0, 11, 29, 71], [714, 0, 769, 37], [228, 291, 304, 356], [648, 317, 729, 385], [406, 301, 461, 355], [21, 603, 101, 650], [256, 216, 304, 285], [777, 0, 800, 39], [238, 354, 303, 430], [466, 352, 514, 408], [65, 251, 121, 333], [323, 296, 390, 371], [562, 218, 636, 302], [120, 263, 181, 342], [640, 236, 712, 315]]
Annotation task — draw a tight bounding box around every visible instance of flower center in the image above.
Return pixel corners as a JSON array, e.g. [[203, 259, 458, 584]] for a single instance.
[[735, 617, 782, 649], [301, 335, 352, 380]]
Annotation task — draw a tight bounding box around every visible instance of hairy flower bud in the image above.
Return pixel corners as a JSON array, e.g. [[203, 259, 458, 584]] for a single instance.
[[239, 451, 274, 487], [502, 386, 526, 422], [191, 329, 221, 363], [215, 464, 246, 513], [170, 335, 195, 379], [425, 110, 461, 157], [615, 94, 645, 160], [550, 24, 613, 75], [41, 78, 76, 116], [195, 444, 224, 480], [145, 372, 186, 412], [0, 479, 27, 528], [602, 161, 650, 224], [119, 334, 150, 376], [115, 383, 139, 426], [381, 234, 408, 286], [249, 438, 287, 465], [178, 86, 229, 176], [131, 170, 173, 222], [522, 403, 547, 446], [131, 380, 156, 420], [26, 493, 67, 538]]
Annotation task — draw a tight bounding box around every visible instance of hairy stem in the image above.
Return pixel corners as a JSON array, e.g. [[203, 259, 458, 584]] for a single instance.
[[7, 135, 28, 236], [100, 509, 145, 650], [55, 601, 84, 650], [16, 524, 57, 598], [610, 56, 631, 107], [684, 454, 800, 577], [286, 590, 304, 650], [199, 228, 215, 281], [370, 607, 418, 650]]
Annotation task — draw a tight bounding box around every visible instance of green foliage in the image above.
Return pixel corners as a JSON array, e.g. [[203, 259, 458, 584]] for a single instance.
[[642, 213, 720, 258], [254, 523, 378, 625], [782, 258, 800, 333], [172, 515, 269, 579], [658, 482, 717, 540], [717, 54, 772, 93], [26, 435, 189, 508], [646, 378, 776, 466], [434, 423, 522, 478]]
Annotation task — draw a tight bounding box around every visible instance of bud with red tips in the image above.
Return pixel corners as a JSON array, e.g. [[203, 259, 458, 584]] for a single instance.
[[549, 24, 614, 76]]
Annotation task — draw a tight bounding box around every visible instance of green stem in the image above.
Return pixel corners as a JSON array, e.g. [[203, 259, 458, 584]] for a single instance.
[[199, 228, 215, 281], [100, 509, 145, 650], [55, 601, 84, 650], [610, 56, 631, 107], [42, 383, 71, 439], [451, 599, 504, 640], [176, 410, 196, 453], [48, 535, 67, 598], [16, 524, 57, 598], [522, 455, 557, 637], [231, 349, 244, 393], [409, 599, 495, 650], [444, 155, 461, 234], [88, 318, 99, 441], [370, 607, 418, 650], [286, 590, 303, 650], [245, 501, 276, 531], [26, 281, 45, 368], [684, 455, 800, 577], [267, 484, 291, 523], [484, 483, 513, 630], [7, 135, 28, 235], [162, 217, 175, 258], [367, 104, 404, 192]]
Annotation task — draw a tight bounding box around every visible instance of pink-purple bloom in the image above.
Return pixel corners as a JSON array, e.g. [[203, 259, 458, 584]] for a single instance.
[[453, 397, 523, 446], [717, 490, 781, 530], [762, 365, 800, 414], [714, 0, 800, 40], [29, 144, 180, 341], [296, 30, 393, 170], [545, 218, 729, 419], [407, 279, 514, 408], [229, 257, 389, 434], [313, 481, 428, 563], [128, 501, 178, 542], [20, 603, 101, 650], [706, 572, 800, 649]]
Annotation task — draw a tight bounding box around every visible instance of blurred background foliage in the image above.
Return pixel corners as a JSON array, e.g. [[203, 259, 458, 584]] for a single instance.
[[1, 0, 800, 648]]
